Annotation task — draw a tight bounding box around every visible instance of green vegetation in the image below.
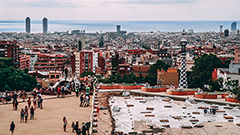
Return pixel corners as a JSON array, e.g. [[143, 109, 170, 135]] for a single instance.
[[80, 71, 95, 78], [100, 60, 170, 86], [223, 78, 240, 103], [0, 62, 37, 92], [188, 54, 229, 90]]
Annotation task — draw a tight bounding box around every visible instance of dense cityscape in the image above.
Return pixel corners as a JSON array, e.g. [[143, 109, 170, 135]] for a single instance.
[[1, 14, 240, 135]]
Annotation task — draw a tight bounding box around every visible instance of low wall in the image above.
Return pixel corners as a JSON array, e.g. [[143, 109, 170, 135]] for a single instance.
[[194, 93, 228, 99], [142, 87, 167, 92], [99, 85, 144, 90], [167, 90, 198, 95], [225, 97, 239, 103]]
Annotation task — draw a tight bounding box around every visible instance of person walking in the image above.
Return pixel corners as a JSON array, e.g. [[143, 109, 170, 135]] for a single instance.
[[10, 121, 15, 135], [27, 97, 31, 108], [15, 99, 18, 110], [63, 117, 68, 132], [33, 97, 37, 108], [39, 96, 43, 109], [81, 122, 87, 135], [80, 94, 84, 107], [74, 121, 79, 134], [30, 106, 35, 120], [24, 106, 28, 123], [20, 109, 24, 123]]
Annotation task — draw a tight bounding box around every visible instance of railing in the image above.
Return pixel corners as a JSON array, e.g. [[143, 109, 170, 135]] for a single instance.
[[89, 78, 98, 135]]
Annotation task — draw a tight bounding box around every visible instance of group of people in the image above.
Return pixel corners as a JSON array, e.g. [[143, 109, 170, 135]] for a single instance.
[[20, 96, 42, 123], [0, 89, 28, 104], [63, 117, 90, 135], [204, 108, 217, 115]]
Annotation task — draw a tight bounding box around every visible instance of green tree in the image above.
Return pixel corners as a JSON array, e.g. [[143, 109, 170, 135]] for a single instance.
[[189, 54, 226, 88], [80, 71, 95, 77], [0, 58, 13, 67], [0, 63, 37, 92], [147, 60, 170, 86], [223, 78, 240, 103], [136, 73, 145, 83]]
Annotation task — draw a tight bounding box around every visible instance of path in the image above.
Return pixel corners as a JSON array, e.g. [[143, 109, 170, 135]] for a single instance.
[[0, 94, 92, 135]]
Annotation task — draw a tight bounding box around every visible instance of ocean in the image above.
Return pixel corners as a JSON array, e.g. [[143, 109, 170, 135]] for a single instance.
[[0, 20, 238, 33]]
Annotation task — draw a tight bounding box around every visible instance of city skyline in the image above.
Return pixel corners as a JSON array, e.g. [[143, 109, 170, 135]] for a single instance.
[[0, 0, 240, 21]]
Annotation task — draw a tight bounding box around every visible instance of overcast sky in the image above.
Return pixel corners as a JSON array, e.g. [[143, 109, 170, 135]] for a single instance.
[[0, 0, 239, 20]]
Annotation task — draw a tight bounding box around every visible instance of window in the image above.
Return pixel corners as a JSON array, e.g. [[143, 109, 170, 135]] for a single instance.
[[51, 75, 55, 78], [56, 75, 59, 78]]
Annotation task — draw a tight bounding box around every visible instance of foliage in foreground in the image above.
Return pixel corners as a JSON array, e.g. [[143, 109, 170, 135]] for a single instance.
[[0, 62, 37, 92]]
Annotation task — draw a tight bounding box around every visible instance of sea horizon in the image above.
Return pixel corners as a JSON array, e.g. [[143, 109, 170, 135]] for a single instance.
[[0, 20, 239, 33]]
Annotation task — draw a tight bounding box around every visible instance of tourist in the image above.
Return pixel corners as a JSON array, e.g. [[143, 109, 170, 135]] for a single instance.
[[85, 122, 90, 135], [75, 86, 79, 97], [57, 86, 60, 98], [20, 109, 25, 123], [9, 121, 15, 135], [39, 96, 43, 109], [27, 97, 31, 108], [23, 90, 27, 102], [15, 99, 18, 110], [81, 122, 87, 135], [71, 122, 75, 133], [212, 108, 216, 115], [3, 91, 8, 104], [33, 97, 37, 108], [24, 106, 28, 123], [80, 94, 84, 107], [63, 117, 68, 132], [85, 95, 90, 107], [204, 109, 207, 114], [74, 121, 79, 134], [30, 106, 35, 120]]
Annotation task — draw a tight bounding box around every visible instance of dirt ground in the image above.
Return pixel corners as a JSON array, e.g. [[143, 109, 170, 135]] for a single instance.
[[0, 95, 92, 135]]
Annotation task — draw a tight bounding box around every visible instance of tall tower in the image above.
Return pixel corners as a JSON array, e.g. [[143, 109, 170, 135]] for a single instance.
[[224, 29, 229, 37], [116, 25, 121, 33], [43, 17, 48, 34], [25, 17, 31, 33], [99, 35, 104, 47], [231, 22, 237, 31], [220, 25, 223, 33], [77, 38, 86, 51], [178, 31, 188, 89]]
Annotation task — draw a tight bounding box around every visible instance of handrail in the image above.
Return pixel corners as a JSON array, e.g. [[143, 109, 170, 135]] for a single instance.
[[89, 78, 98, 135]]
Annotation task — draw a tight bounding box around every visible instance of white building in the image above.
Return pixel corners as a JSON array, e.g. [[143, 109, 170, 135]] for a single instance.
[[93, 51, 98, 73], [217, 63, 240, 87], [75, 52, 80, 77]]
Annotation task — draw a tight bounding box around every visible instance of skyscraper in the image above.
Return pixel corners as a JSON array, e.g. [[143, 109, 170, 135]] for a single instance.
[[116, 25, 121, 33], [43, 17, 48, 34], [224, 29, 229, 37], [77, 38, 86, 51], [231, 22, 237, 31], [99, 35, 104, 47], [25, 17, 31, 33]]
